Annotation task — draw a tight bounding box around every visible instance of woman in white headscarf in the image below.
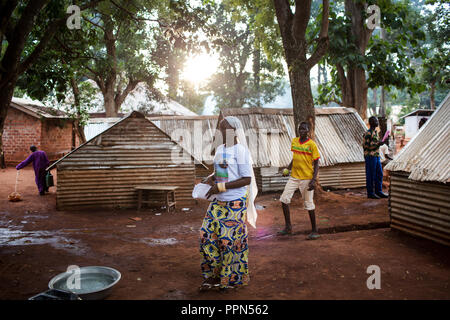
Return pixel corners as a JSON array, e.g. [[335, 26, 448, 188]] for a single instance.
[[199, 116, 258, 291]]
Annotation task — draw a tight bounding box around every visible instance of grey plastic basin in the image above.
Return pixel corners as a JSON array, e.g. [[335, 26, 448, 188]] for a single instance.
[[48, 266, 121, 300]]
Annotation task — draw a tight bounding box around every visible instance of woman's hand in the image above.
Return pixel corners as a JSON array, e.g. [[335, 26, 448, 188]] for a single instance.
[[205, 184, 220, 198], [202, 174, 215, 186]]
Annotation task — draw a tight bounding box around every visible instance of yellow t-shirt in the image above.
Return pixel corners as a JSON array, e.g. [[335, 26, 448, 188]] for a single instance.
[[290, 138, 321, 180]]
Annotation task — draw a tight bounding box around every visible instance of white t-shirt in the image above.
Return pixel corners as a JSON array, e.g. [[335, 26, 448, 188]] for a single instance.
[[214, 143, 252, 201]]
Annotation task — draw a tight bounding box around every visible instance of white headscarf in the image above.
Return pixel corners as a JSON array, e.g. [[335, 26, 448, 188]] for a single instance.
[[224, 116, 258, 228]]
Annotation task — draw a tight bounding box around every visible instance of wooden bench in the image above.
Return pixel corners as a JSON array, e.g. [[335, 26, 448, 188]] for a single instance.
[[134, 185, 179, 213]]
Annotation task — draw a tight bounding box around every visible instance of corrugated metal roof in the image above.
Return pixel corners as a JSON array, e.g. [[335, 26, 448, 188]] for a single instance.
[[10, 97, 69, 119], [84, 119, 119, 141], [386, 93, 450, 183], [84, 116, 219, 156], [148, 115, 218, 163], [219, 107, 367, 167], [400, 109, 434, 119], [48, 111, 207, 171]]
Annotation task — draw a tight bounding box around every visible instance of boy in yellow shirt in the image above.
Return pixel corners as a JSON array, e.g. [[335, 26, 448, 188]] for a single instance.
[[279, 122, 320, 240]]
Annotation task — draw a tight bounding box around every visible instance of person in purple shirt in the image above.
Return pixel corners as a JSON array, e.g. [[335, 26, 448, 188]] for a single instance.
[[16, 145, 50, 196]]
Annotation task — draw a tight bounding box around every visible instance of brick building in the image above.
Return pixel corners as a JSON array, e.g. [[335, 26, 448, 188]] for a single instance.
[[3, 98, 78, 165]]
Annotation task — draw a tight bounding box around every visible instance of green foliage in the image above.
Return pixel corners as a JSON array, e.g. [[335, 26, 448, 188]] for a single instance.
[[422, 51, 450, 86], [366, 0, 427, 90], [320, 0, 431, 107], [14, 0, 214, 116], [178, 80, 209, 114], [420, 1, 450, 102], [206, 3, 285, 110], [315, 68, 342, 105], [45, 80, 97, 127], [225, 0, 284, 75]]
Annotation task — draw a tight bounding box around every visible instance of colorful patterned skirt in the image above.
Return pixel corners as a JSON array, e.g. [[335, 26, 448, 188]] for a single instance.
[[199, 196, 249, 288]]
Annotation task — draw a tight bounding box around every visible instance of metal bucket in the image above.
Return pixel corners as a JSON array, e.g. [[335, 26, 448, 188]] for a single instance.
[[48, 266, 121, 300]]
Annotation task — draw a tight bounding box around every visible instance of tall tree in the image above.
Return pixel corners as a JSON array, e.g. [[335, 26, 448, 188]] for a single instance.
[[337, 0, 372, 117], [0, 0, 100, 167], [15, 47, 96, 145], [317, 0, 427, 118], [207, 4, 285, 110], [73, 1, 168, 117], [227, 0, 329, 132], [272, 0, 329, 134], [421, 0, 450, 109]]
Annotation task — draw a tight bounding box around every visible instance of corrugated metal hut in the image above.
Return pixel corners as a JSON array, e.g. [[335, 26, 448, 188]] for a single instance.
[[218, 107, 367, 192], [385, 93, 450, 246], [148, 115, 219, 178], [47, 111, 199, 210], [83, 115, 217, 178]]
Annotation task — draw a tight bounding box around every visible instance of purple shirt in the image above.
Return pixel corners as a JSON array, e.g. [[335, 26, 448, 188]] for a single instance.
[[16, 150, 50, 176]]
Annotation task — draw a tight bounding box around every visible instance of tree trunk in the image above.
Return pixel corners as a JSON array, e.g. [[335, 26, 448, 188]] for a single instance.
[[371, 87, 377, 116], [273, 0, 329, 136], [168, 50, 180, 100], [321, 63, 328, 84], [70, 77, 87, 144], [379, 28, 386, 117], [0, 0, 50, 168], [353, 67, 368, 118], [338, 0, 374, 120], [430, 81, 436, 109], [336, 63, 354, 107], [253, 44, 261, 106], [102, 15, 119, 117], [344, 66, 368, 119], [380, 86, 386, 117], [318, 63, 321, 85], [104, 89, 117, 117], [289, 66, 316, 138], [0, 79, 16, 168]]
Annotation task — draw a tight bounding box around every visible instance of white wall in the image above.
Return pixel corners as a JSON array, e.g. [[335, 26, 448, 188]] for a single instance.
[[404, 116, 430, 139]]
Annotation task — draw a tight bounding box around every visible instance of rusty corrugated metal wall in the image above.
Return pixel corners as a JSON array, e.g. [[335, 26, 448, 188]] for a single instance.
[[149, 115, 218, 165], [55, 112, 195, 210], [219, 107, 367, 191], [254, 168, 288, 192], [255, 162, 366, 192], [389, 172, 450, 246], [318, 163, 366, 189]]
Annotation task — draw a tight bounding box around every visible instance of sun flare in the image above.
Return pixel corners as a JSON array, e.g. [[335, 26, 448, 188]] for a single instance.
[[182, 53, 219, 85]]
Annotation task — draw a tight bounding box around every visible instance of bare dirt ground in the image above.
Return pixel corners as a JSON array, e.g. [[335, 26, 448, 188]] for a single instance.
[[1, 167, 449, 300]]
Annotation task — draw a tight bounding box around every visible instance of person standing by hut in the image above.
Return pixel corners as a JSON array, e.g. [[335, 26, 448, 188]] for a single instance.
[[279, 122, 321, 240], [199, 116, 258, 292], [363, 116, 388, 199], [16, 145, 50, 196]]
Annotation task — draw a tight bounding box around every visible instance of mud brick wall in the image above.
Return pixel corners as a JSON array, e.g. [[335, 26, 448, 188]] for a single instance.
[[3, 108, 42, 165], [41, 119, 75, 161], [3, 107, 77, 166]]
